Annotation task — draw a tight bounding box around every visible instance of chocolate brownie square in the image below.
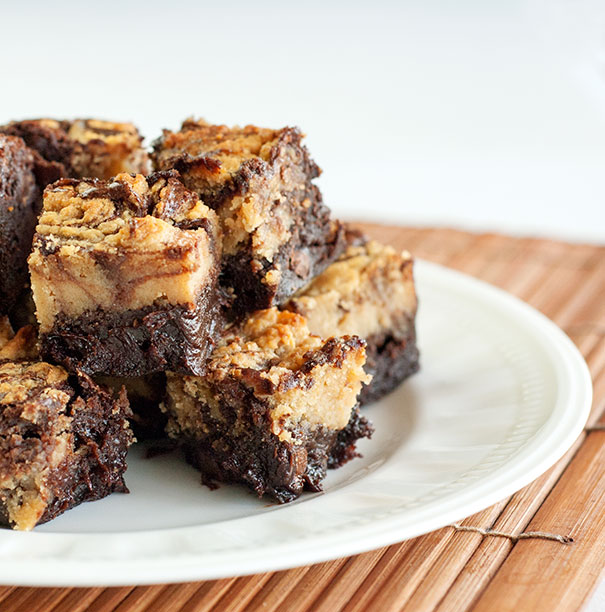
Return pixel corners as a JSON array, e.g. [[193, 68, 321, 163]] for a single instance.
[[152, 119, 344, 315], [29, 171, 223, 376], [0, 118, 150, 186], [0, 360, 133, 530], [163, 308, 373, 503], [285, 241, 419, 404], [0, 135, 41, 315]]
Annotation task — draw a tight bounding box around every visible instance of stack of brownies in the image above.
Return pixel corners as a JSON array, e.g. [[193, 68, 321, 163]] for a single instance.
[[0, 117, 419, 529]]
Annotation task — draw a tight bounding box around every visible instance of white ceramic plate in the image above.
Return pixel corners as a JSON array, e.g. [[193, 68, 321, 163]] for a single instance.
[[0, 261, 592, 586]]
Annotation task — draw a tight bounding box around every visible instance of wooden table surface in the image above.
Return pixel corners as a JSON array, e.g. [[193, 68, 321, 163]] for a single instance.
[[0, 224, 603, 612]]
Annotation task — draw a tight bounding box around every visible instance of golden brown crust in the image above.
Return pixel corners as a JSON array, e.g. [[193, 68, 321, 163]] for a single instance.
[[209, 309, 325, 376], [155, 120, 282, 165], [153, 119, 318, 259]]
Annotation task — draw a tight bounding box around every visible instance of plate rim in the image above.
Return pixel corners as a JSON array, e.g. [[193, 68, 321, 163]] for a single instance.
[[0, 260, 592, 586]]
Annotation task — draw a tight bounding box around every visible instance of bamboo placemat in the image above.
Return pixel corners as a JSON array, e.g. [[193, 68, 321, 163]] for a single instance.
[[0, 224, 603, 612]]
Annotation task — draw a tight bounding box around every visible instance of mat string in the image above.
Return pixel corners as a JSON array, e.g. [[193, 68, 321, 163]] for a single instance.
[[449, 425, 601, 546], [450, 524, 573, 544]]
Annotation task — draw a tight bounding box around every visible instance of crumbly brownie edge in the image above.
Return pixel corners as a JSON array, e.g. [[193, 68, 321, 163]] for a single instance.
[[359, 323, 420, 406], [181, 399, 372, 504], [0, 373, 133, 529], [40, 281, 224, 377], [222, 185, 345, 316], [328, 406, 374, 468], [169, 358, 372, 504], [0, 136, 41, 314], [35, 375, 133, 526]]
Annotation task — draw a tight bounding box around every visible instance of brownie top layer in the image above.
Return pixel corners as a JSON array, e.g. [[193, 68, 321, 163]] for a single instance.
[[211, 309, 327, 377], [153, 119, 311, 176], [167, 309, 370, 440], [29, 172, 220, 332], [152, 119, 322, 261], [0, 360, 70, 407], [0, 118, 150, 184], [286, 241, 417, 339]]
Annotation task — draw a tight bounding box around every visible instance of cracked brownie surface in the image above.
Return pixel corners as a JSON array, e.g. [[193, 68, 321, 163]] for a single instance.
[[163, 308, 372, 502], [29, 171, 223, 376], [286, 241, 419, 404], [0, 118, 150, 186], [152, 119, 344, 315], [0, 135, 41, 315], [0, 360, 133, 530]]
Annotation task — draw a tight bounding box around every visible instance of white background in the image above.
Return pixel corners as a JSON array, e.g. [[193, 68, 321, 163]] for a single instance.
[[0, 1, 603, 606], [1, 0, 604, 243]]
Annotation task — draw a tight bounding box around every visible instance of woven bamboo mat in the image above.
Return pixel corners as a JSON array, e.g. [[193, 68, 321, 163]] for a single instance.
[[0, 224, 603, 612]]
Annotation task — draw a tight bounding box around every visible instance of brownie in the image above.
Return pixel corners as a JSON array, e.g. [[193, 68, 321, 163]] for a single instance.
[[285, 241, 419, 404], [0, 135, 41, 315], [29, 171, 223, 376], [163, 308, 373, 503], [0, 359, 133, 530], [0, 118, 150, 186], [152, 119, 344, 315]]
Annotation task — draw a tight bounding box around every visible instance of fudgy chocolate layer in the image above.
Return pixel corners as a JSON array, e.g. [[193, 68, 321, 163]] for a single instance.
[[41, 283, 223, 377], [34, 374, 132, 526], [360, 324, 419, 405], [328, 407, 375, 467], [182, 401, 372, 504], [223, 185, 344, 316], [0, 135, 41, 314]]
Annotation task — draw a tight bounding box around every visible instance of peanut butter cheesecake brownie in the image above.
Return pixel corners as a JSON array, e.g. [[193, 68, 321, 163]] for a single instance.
[[0, 332, 133, 530], [152, 119, 344, 315], [0, 118, 150, 186], [0, 135, 41, 315], [29, 171, 223, 376], [285, 241, 419, 404], [163, 308, 372, 503]]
